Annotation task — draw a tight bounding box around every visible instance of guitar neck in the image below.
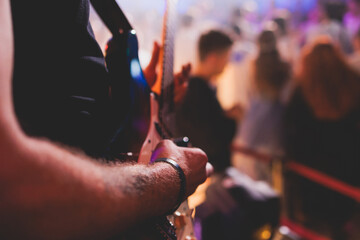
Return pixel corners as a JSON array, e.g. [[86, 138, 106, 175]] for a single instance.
[[157, 0, 178, 137], [90, 0, 132, 35]]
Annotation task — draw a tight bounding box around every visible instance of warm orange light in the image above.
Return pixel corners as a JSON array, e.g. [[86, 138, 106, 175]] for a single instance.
[[261, 229, 272, 240], [255, 224, 272, 240]]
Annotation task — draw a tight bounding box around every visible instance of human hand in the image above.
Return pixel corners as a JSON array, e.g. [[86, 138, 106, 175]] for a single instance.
[[174, 63, 191, 105], [151, 140, 213, 198], [225, 104, 244, 121], [143, 41, 161, 88], [143, 42, 191, 104]]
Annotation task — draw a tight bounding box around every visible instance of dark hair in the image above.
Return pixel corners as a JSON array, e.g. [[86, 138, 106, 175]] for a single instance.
[[258, 30, 277, 53], [273, 17, 287, 36], [323, 1, 346, 22], [253, 30, 290, 100], [198, 30, 233, 61]]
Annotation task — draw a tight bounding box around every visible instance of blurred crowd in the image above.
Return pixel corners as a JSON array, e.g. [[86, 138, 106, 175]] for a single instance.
[[215, 1, 360, 239], [91, 0, 360, 239], [177, 1, 360, 239], [209, 1, 359, 239]]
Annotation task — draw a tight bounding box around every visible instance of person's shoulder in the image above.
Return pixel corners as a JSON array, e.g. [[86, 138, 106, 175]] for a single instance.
[[285, 87, 307, 110], [188, 76, 208, 89], [185, 77, 213, 102], [189, 76, 206, 83]]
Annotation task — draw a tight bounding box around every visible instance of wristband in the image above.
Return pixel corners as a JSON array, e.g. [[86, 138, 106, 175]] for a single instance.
[[154, 158, 186, 215]]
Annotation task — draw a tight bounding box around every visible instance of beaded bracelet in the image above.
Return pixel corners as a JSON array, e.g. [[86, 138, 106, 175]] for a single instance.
[[154, 158, 186, 215]]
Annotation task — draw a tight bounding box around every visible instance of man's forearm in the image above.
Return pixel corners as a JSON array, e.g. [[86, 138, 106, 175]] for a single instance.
[[0, 136, 179, 239], [0, 1, 207, 237]]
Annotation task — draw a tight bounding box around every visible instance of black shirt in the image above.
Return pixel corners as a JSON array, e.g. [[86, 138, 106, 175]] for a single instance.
[[176, 76, 237, 172], [11, 0, 113, 157], [284, 88, 360, 185], [283, 88, 360, 237]]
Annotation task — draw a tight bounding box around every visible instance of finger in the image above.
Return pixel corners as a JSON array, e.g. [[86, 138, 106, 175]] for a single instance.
[[181, 63, 191, 77], [174, 83, 188, 104], [206, 162, 214, 177], [179, 63, 191, 85], [147, 41, 161, 69], [182, 63, 191, 74]]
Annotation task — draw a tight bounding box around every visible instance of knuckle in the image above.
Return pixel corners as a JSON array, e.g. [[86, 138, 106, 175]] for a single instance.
[[163, 139, 174, 146], [193, 147, 207, 158], [197, 149, 208, 164], [157, 139, 172, 148]]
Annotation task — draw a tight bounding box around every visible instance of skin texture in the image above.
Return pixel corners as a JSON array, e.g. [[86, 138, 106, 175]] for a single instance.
[[0, 0, 210, 238]]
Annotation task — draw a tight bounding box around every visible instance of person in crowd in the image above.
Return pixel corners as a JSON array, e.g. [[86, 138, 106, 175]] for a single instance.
[[176, 29, 280, 240], [344, 0, 360, 38], [228, 7, 259, 43], [284, 36, 360, 239], [297, 3, 322, 46], [235, 30, 291, 181], [0, 0, 211, 238], [349, 28, 360, 73], [305, 1, 353, 54], [271, 9, 297, 64], [176, 30, 241, 174]]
